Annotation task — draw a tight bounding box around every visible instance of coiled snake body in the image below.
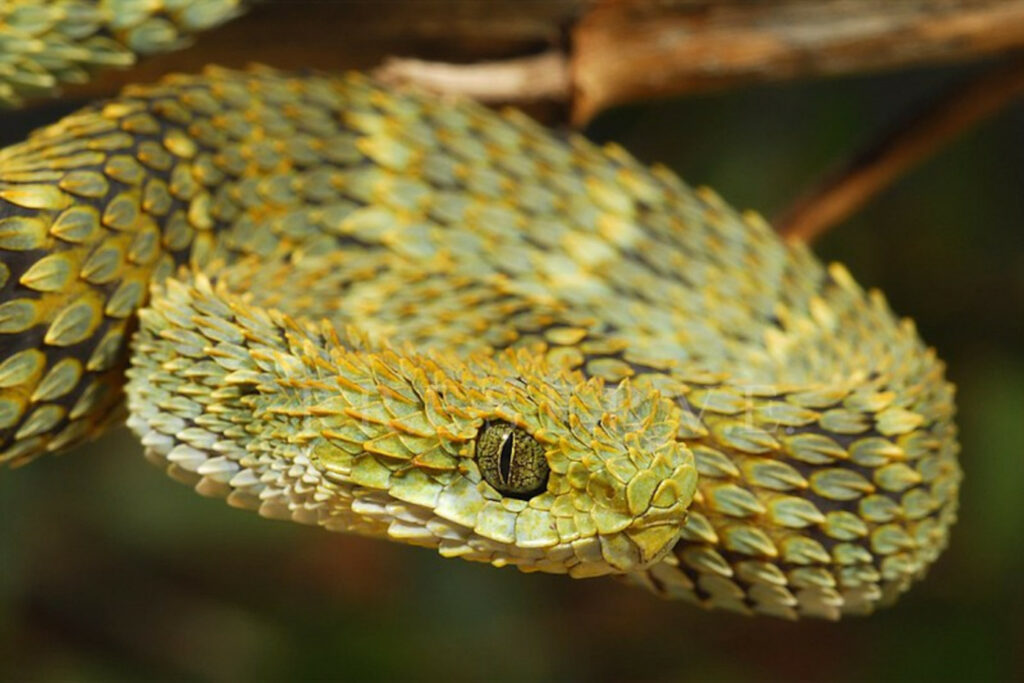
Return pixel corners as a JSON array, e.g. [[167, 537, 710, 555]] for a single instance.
[[0, 6, 961, 621]]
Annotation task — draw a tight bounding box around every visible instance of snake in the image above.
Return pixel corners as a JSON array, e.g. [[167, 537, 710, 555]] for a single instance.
[[0, 1, 961, 620]]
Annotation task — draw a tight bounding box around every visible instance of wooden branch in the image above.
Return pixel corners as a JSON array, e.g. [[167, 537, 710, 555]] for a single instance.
[[776, 57, 1024, 243], [374, 51, 571, 103], [49, 0, 585, 104], [571, 0, 1024, 124], [40, 0, 1024, 126]]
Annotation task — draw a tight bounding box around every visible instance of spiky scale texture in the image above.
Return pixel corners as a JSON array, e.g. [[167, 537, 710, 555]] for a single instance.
[[0, 0, 245, 106], [0, 66, 961, 619]]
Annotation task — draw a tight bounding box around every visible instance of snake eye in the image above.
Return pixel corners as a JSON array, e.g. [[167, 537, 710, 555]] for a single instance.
[[476, 421, 549, 500]]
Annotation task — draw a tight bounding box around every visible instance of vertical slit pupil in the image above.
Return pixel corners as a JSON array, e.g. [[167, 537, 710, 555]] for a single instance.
[[498, 431, 515, 486]]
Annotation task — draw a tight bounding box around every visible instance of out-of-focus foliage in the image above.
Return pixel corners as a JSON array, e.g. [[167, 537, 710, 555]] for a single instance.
[[1, 62, 1021, 680]]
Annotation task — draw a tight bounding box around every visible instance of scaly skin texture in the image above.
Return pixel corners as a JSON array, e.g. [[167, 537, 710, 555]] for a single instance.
[[0, 0, 245, 105], [0, 65, 961, 619]]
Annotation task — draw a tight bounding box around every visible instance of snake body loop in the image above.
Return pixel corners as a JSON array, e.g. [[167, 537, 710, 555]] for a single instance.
[[0, 62, 960, 618]]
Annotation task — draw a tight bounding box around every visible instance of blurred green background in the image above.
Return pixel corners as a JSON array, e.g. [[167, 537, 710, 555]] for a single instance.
[[1, 60, 1022, 681]]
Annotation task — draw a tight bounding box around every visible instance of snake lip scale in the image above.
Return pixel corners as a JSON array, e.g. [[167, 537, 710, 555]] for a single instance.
[[0, 8, 960, 622]]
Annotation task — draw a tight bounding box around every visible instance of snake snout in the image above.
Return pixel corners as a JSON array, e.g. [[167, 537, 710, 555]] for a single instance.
[[599, 444, 698, 572]]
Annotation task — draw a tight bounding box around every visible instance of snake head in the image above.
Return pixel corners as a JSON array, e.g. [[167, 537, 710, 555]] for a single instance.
[[471, 373, 698, 577], [130, 273, 697, 579], [309, 341, 698, 578]]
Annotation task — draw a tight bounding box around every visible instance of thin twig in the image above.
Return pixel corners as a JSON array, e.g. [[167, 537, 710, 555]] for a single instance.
[[373, 51, 571, 103], [776, 57, 1024, 243]]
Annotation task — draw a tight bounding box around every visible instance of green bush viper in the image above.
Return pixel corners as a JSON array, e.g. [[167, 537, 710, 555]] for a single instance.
[[0, 0, 961, 620]]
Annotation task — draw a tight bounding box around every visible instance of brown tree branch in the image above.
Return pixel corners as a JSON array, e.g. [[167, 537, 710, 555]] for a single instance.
[[775, 58, 1024, 243], [41, 0, 1024, 128], [571, 0, 1024, 124], [49, 0, 585, 104], [374, 51, 571, 103]]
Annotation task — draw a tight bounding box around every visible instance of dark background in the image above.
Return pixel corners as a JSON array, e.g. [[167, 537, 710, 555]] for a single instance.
[[0, 58, 1022, 680]]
